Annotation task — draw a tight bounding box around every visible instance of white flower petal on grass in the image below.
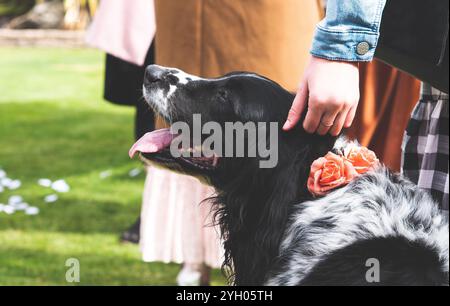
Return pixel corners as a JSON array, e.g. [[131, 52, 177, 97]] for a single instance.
[[0, 169, 6, 179], [51, 179, 70, 193], [8, 195, 23, 205], [14, 202, 29, 211], [4, 205, 15, 215], [44, 194, 58, 203], [1, 177, 12, 187], [25, 206, 39, 215], [7, 179, 21, 190], [0, 185, 4, 193], [0, 203, 5, 212], [100, 170, 112, 179], [128, 168, 142, 177], [1, 178, 21, 190], [38, 178, 52, 187]]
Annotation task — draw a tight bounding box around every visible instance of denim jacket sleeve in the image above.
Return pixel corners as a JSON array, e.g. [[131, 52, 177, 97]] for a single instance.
[[310, 0, 387, 62]]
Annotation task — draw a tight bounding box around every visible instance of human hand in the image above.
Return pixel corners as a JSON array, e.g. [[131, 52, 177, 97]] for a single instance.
[[283, 56, 360, 136]]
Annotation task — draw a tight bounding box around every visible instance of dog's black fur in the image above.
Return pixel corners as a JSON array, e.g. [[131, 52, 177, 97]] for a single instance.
[[138, 65, 449, 286]]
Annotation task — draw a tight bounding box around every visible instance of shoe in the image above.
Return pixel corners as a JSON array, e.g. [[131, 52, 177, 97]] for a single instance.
[[120, 217, 141, 244], [177, 266, 202, 286]]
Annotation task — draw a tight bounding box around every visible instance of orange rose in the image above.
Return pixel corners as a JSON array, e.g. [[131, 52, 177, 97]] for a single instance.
[[344, 145, 379, 174], [307, 152, 358, 197]]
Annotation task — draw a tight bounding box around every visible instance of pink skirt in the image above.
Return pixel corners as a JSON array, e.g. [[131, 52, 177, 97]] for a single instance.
[[139, 166, 223, 268]]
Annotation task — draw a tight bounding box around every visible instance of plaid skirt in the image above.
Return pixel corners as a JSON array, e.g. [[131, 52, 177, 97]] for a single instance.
[[402, 84, 449, 214]]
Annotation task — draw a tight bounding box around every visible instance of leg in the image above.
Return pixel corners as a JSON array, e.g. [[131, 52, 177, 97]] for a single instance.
[[402, 83, 449, 218]]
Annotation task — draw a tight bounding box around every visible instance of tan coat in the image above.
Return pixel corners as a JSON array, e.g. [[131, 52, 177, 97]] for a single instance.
[[154, 0, 321, 91]]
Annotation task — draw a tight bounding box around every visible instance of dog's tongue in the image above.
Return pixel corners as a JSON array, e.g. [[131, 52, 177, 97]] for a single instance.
[[129, 128, 175, 158]]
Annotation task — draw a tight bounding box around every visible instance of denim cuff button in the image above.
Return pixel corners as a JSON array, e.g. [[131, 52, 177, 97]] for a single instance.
[[356, 41, 370, 55]]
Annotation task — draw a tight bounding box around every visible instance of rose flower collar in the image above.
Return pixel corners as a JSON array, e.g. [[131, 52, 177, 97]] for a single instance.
[[307, 143, 379, 197]]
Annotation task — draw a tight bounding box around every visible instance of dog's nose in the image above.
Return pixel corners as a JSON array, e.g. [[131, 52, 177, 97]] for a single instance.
[[144, 65, 167, 84]]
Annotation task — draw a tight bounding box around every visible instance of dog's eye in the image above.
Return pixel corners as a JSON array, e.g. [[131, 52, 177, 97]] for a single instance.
[[166, 74, 179, 85]]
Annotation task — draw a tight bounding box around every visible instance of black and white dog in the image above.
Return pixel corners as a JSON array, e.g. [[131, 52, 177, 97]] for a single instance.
[[130, 65, 449, 286]]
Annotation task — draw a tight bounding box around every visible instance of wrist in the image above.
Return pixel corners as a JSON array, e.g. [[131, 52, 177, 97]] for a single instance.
[[310, 55, 360, 68]]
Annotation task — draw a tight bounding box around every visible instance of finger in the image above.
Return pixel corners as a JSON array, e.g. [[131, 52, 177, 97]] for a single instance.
[[329, 109, 348, 136], [283, 81, 308, 131], [344, 105, 358, 128], [316, 109, 340, 135], [302, 105, 324, 134]]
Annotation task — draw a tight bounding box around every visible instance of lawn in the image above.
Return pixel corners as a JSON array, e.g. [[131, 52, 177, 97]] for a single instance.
[[0, 0, 34, 16], [0, 47, 225, 285]]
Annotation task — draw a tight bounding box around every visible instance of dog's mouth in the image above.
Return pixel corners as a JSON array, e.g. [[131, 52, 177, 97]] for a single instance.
[[129, 128, 219, 171]]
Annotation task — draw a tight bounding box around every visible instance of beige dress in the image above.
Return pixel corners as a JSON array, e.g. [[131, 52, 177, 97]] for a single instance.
[[140, 166, 223, 268]]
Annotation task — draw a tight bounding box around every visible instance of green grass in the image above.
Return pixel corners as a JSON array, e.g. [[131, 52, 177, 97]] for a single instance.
[[0, 0, 34, 16], [0, 47, 226, 285]]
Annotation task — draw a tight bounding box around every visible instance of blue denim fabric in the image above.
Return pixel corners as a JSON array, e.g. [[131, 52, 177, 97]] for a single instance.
[[311, 0, 387, 62]]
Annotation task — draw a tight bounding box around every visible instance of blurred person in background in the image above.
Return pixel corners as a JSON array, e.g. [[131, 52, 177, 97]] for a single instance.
[[86, 0, 156, 244], [348, 62, 421, 171]]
